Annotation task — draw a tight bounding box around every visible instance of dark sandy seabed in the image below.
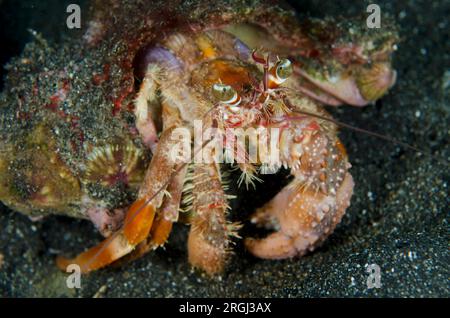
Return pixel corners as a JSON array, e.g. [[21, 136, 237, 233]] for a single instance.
[[0, 0, 448, 297]]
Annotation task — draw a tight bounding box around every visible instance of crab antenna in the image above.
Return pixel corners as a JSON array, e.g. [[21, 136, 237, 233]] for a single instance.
[[263, 53, 270, 93], [283, 97, 448, 165]]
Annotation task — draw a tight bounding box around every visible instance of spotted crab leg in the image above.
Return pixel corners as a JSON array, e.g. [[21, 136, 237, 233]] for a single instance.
[[56, 128, 180, 273], [245, 117, 354, 259], [245, 174, 353, 258], [187, 163, 236, 275]]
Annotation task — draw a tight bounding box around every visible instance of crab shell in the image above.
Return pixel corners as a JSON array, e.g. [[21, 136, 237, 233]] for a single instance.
[[0, 0, 398, 270]]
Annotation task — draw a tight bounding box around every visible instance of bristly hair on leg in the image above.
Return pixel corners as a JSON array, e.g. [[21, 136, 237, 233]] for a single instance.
[[235, 163, 263, 189], [180, 163, 195, 214]]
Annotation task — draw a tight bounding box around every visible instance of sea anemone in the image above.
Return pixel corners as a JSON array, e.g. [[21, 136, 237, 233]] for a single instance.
[[83, 140, 149, 189]]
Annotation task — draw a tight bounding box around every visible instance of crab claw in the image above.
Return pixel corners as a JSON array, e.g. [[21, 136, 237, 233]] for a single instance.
[[245, 173, 353, 259], [245, 122, 354, 259], [56, 198, 156, 273]]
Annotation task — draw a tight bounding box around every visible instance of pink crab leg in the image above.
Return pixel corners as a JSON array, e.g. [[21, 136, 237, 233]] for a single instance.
[[134, 74, 160, 152]]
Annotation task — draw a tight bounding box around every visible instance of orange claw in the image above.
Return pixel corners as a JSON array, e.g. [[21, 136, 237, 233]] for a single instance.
[[115, 216, 174, 266], [149, 216, 173, 247], [56, 198, 156, 273]]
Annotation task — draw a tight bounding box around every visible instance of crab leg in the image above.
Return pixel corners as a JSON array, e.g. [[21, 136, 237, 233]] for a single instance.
[[56, 128, 179, 273], [134, 71, 160, 152], [150, 164, 187, 244], [187, 163, 232, 275], [245, 119, 354, 259], [122, 165, 188, 262]]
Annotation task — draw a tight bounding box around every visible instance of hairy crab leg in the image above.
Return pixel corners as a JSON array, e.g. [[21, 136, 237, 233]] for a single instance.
[[245, 118, 354, 259], [187, 163, 233, 275], [56, 128, 180, 273]]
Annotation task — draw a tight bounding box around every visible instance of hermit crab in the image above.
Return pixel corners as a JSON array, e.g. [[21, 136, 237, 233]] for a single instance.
[[0, 0, 398, 275]]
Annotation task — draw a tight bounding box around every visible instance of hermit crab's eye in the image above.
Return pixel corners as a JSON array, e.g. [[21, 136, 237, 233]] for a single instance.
[[212, 83, 238, 104], [275, 59, 293, 81]]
